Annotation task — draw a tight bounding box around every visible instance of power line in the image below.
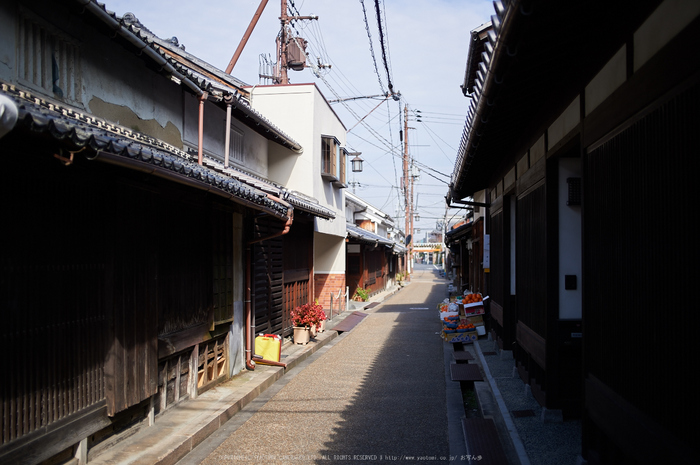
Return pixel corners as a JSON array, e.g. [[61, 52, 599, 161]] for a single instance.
[[360, 0, 385, 95], [374, 0, 396, 97]]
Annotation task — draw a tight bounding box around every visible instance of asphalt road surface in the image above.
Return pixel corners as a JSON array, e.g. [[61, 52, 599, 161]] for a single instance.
[[178, 264, 454, 465]]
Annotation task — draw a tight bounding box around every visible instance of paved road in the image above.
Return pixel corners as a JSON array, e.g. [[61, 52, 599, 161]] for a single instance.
[[179, 264, 453, 465]]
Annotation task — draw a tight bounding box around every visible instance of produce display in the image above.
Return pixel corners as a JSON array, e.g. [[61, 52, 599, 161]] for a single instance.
[[463, 293, 483, 304], [456, 323, 476, 332], [439, 293, 487, 343]]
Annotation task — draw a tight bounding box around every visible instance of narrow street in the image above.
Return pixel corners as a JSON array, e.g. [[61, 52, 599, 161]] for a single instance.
[[178, 264, 453, 465]]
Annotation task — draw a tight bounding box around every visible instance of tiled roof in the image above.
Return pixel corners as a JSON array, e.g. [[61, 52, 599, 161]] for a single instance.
[[202, 155, 336, 220], [444, 221, 472, 245], [1, 82, 290, 219], [347, 224, 406, 254]]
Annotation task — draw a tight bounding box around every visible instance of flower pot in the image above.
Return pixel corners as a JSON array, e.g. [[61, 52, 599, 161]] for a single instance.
[[310, 324, 318, 338], [318, 320, 326, 333], [293, 326, 311, 345]]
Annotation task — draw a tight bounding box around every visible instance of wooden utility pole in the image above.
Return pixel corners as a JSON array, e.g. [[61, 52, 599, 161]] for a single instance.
[[403, 105, 412, 278], [278, 0, 289, 84], [275, 0, 318, 84]]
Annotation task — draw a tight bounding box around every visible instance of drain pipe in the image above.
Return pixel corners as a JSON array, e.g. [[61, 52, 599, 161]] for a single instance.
[[245, 198, 293, 370], [224, 94, 233, 168], [197, 92, 208, 166]]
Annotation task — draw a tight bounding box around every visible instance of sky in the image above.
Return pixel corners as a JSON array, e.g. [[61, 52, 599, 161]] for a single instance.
[[103, 0, 494, 240]]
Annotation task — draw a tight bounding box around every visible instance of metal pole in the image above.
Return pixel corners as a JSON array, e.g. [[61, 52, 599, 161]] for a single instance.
[[225, 0, 270, 74]]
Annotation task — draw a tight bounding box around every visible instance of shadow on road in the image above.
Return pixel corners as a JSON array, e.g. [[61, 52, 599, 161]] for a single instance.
[[315, 268, 454, 463]]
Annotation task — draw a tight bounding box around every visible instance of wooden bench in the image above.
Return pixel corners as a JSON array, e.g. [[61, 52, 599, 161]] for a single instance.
[[450, 363, 483, 381], [461, 418, 509, 464], [453, 350, 475, 363]]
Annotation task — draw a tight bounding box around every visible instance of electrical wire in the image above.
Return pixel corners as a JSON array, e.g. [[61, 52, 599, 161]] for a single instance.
[[374, 0, 395, 97], [360, 0, 386, 95]]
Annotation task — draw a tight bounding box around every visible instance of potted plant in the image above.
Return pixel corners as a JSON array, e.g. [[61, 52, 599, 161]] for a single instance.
[[316, 305, 328, 333], [291, 302, 325, 344], [352, 287, 369, 302]]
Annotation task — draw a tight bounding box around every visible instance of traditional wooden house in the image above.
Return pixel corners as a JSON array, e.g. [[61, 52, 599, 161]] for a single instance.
[[448, 0, 698, 463], [444, 192, 487, 297], [345, 192, 406, 298], [0, 1, 334, 463]]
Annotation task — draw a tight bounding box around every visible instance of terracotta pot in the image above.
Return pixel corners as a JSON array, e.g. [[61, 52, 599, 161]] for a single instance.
[[293, 326, 311, 345]]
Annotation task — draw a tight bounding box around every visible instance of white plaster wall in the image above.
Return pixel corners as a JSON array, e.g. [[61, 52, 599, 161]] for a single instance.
[[558, 158, 582, 320], [585, 46, 626, 116], [182, 93, 268, 178], [634, 0, 700, 71], [548, 96, 580, 148], [251, 84, 347, 238], [314, 232, 346, 273], [250, 85, 316, 194], [473, 190, 486, 222]]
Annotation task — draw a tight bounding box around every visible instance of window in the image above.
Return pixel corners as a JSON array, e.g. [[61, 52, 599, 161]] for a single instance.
[[321, 135, 338, 179], [321, 135, 347, 187], [338, 147, 347, 185], [17, 11, 81, 102]]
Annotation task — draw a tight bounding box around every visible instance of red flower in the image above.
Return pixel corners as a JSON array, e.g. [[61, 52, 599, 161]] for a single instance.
[[291, 303, 326, 328]]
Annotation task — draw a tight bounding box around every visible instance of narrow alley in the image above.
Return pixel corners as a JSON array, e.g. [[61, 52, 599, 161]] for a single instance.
[[178, 265, 454, 465]]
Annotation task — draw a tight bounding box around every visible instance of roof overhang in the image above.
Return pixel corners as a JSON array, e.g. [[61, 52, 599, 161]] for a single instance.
[[448, 0, 663, 202], [1, 82, 291, 220], [347, 224, 405, 254], [445, 221, 473, 247]]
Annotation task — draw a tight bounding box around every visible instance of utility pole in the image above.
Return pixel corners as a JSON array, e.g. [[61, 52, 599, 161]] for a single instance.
[[276, 0, 318, 84], [403, 104, 412, 278], [278, 0, 289, 84]]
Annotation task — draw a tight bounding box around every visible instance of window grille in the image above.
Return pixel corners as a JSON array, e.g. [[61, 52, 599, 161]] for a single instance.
[[228, 125, 244, 163], [18, 12, 80, 102]]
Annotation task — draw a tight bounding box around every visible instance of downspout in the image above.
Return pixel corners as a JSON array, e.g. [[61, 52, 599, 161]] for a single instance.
[[245, 196, 293, 370], [224, 94, 233, 167], [198, 92, 208, 166]]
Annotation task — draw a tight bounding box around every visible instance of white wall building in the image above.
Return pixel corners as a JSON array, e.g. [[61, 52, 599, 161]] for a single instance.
[[250, 84, 348, 309]]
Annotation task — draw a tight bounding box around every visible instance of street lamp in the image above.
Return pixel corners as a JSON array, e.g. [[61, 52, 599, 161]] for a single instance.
[[350, 152, 364, 172]]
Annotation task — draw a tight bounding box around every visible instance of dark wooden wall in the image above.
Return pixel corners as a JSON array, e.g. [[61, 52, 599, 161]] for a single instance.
[[1, 146, 231, 456], [282, 219, 312, 337], [516, 182, 547, 338], [582, 80, 698, 462], [253, 217, 284, 335], [1, 156, 108, 446]]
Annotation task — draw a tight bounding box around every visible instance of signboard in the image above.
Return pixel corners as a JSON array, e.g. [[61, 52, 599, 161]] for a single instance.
[[483, 234, 490, 272]]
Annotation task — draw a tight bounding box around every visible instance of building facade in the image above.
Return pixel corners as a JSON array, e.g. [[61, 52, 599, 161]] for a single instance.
[[0, 1, 334, 463], [449, 1, 699, 463]]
